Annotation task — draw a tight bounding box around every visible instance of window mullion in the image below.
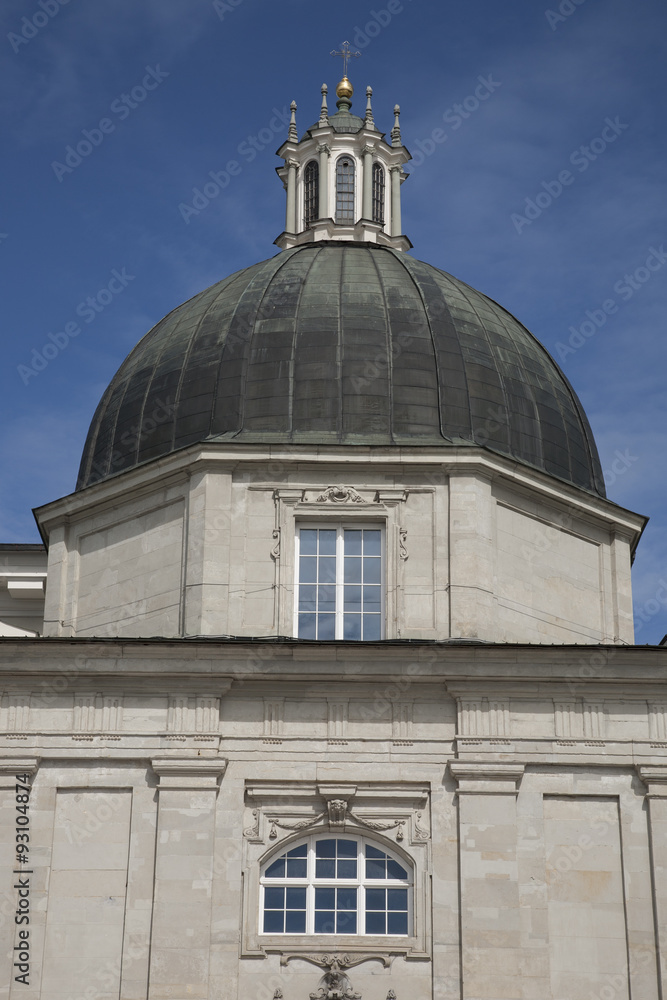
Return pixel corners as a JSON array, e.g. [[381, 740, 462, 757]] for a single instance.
[[358, 841, 364, 934], [336, 525, 344, 639]]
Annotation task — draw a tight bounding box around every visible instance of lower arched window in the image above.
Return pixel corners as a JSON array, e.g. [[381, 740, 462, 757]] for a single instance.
[[260, 835, 412, 935]]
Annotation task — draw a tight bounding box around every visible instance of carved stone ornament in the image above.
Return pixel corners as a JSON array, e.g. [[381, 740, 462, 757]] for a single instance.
[[315, 485, 366, 504], [413, 811, 429, 840], [398, 527, 408, 561], [281, 952, 391, 971], [327, 798, 348, 827], [243, 808, 260, 839], [310, 966, 361, 1000], [264, 800, 405, 841]]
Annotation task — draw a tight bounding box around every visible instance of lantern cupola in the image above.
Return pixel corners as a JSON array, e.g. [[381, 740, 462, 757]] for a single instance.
[[275, 68, 412, 251]]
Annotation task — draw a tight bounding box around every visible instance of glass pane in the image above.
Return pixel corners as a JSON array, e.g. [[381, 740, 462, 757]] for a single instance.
[[318, 585, 336, 612], [365, 910, 385, 934], [298, 585, 317, 611], [285, 857, 307, 878], [315, 887, 335, 908], [363, 530, 381, 555], [387, 859, 408, 879], [264, 857, 285, 878], [264, 887, 284, 908], [319, 557, 336, 583], [337, 908, 357, 933], [344, 530, 362, 555], [315, 858, 335, 878], [319, 529, 337, 554], [299, 556, 317, 583], [263, 909, 284, 933], [344, 557, 362, 583], [285, 909, 306, 932], [337, 860, 356, 879], [363, 559, 381, 584], [387, 888, 408, 910], [366, 845, 384, 859], [338, 840, 357, 857], [298, 614, 316, 639], [300, 529, 318, 555], [366, 888, 385, 910], [344, 585, 361, 611], [286, 887, 306, 908], [362, 585, 381, 610], [363, 615, 381, 640], [317, 840, 336, 857], [337, 887, 357, 910], [343, 614, 361, 640], [287, 845, 307, 857], [318, 614, 335, 640], [366, 858, 385, 879], [388, 911, 408, 935], [314, 910, 335, 934]]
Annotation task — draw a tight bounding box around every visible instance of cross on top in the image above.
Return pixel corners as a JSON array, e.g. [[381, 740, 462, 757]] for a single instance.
[[330, 40, 361, 77]]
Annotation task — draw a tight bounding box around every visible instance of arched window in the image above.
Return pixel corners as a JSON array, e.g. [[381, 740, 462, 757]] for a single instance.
[[336, 156, 356, 224], [372, 163, 385, 224], [304, 160, 319, 227], [260, 835, 412, 935]]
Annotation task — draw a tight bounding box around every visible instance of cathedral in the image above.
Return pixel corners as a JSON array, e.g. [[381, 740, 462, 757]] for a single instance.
[[1, 67, 666, 1000]]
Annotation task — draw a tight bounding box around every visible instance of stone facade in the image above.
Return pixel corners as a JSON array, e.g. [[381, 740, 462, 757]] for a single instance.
[[35, 445, 643, 645], [0, 640, 666, 999]]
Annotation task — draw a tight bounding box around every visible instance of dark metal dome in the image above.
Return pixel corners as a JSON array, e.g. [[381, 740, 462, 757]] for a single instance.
[[77, 243, 605, 496]]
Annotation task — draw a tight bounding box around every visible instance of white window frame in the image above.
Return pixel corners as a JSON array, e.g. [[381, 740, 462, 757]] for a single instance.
[[259, 834, 413, 937], [293, 523, 385, 640], [335, 153, 357, 224]]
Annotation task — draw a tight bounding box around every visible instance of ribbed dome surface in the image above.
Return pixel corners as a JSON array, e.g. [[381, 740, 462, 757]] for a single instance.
[[77, 243, 605, 496]]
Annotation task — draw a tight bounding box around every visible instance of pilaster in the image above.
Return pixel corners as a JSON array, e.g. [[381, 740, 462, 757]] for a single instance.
[[285, 159, 298, 235], [448, 473, 495, 639], [638, 766, 667, 990], [390, 166, 402, 237], [147, 757, 227, 1000], [449, 763, 524, 1000], [317, 143, 330, 219], [362, 144, 374, 220]]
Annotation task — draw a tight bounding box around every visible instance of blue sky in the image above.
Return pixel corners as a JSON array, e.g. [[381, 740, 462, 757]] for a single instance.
[[1, 0, 666, 642]]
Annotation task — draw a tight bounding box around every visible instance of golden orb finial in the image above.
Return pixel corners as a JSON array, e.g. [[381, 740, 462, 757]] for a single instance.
[[336, 76, 354, 100]]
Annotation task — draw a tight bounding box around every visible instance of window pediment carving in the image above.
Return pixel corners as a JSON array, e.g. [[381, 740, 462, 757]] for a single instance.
[[243, 781, 429, 847], [315, 486, 367, 505]]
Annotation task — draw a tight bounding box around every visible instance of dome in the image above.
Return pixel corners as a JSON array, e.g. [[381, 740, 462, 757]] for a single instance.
[[77, 242, 605, 496]]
